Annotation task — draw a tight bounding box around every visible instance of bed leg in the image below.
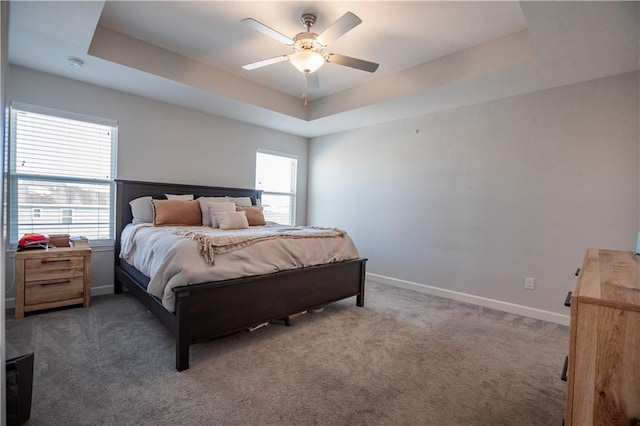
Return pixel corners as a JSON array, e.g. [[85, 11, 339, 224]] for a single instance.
[[114, 267, 123, 294], [175, 293, 190, 372], [176, 341, 189, 372], [357, 260, 366, 307], [284, 316, 291, 327]]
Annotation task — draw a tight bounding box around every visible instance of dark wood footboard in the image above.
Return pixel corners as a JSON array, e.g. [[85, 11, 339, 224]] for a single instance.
[[116, 258, 366, 371]]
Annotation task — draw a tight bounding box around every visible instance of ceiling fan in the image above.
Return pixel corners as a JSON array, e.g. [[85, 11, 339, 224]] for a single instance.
[[241, 11, 379, 88]]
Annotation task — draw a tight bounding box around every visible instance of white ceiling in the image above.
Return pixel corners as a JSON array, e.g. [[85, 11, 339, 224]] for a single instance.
[[98, 1, 527, 99], [7, 1, 640, 138]]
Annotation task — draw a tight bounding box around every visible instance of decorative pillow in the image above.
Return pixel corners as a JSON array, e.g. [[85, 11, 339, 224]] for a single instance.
[[228, 196, 252, 207], [217, 211, 249, 230], [208, 202, 236, 228], [236, 206, 266, 226], [165, 194, 194, 200], [129, 196, 153, 224], [152, 200, 202, 226], [197, 196, 229, 226]]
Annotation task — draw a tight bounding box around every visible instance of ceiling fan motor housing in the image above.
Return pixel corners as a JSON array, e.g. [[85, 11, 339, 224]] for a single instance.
[[293, 32, 324, 53]]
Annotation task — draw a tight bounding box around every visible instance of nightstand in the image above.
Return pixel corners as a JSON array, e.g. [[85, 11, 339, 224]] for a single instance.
[[15, 247, 91, 319]]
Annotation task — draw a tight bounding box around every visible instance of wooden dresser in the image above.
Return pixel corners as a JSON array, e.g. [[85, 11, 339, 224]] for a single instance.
[[565, 249, 640, 425], [15, 247, 91, 319]]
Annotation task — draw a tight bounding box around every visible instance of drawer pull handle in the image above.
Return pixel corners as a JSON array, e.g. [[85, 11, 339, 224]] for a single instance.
[[41, 259, 71, 263], [564, 291, 572, 308], [574, 268, 580, 276], [561, 355, 568, 382], [40, 279, 71, 287]]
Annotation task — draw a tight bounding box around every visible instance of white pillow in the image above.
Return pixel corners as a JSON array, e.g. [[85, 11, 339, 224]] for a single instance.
[[165, 194, 194, 200], [197, 196, 229, 226], [217, 211, 249, 230], [228, 196, 252, 207], [129, 196, 153, 224], [208, 202, 236, 228]]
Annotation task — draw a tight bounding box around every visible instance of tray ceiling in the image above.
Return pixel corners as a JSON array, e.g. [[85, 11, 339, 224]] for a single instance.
[[8, 1, 639, 137]]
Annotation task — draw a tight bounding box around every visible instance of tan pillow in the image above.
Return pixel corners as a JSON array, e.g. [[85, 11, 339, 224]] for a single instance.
[[228, 196, 252, 207], [152, 200, 202, 226], [208, 202, 236, 228], [165, 194, 194, 200], [217, 211, 249, 230], [236, 206, 266, 226], [197, 196, 229, 226]]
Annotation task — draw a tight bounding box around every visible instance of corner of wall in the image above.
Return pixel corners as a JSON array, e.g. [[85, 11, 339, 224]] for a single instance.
[[1, 0, 10, 420]]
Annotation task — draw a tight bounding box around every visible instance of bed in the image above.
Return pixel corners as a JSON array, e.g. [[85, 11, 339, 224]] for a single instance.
[[114, 179, 367, 371]]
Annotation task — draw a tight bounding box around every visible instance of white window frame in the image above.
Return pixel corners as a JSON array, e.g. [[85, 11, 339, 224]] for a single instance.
[[255, 149, 298, 226], [8, 102, 118, 245]]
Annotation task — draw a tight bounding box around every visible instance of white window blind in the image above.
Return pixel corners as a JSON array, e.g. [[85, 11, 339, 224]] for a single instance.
[[255, 151, 297, 225], [9, 104, 117, 242]]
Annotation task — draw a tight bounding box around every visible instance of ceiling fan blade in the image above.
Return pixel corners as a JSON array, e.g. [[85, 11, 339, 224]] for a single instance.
[[325, 53, 379, 73], [305, 72, 319, 89], [242, 55, 289, 70], [242, 18, 293, 46], [318, 12, 362, 45]]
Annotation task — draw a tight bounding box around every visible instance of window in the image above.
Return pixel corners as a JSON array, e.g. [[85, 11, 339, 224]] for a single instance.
[[255, 151, 297, 225], [9, 103, 117, 243], [60, 208, 73, 224]]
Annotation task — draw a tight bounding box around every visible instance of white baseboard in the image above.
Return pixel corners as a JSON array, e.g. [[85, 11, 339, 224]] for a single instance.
[[367, 273, 570, 326], [5, 284, 114, 310], [91, 284, 115, 297]]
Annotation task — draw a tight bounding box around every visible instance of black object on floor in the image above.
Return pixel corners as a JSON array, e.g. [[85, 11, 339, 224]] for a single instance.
[[6, 352, 34, 426]]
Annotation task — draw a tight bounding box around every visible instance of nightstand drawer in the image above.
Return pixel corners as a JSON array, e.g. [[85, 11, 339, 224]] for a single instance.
[[24, 257, 84, 282], [25, 276, 84, 305]]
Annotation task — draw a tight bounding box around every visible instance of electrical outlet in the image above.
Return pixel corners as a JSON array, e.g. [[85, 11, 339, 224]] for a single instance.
[[525, 277, 536, 290]]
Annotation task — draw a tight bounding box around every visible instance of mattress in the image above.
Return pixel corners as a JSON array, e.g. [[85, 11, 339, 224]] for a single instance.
[[120, 223, 360, 312]]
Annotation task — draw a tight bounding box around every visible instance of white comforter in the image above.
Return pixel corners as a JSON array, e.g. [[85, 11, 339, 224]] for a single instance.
[[120, 223, 360, 312]]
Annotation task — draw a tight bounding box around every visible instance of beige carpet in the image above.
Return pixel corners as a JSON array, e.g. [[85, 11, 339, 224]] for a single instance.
[[6, 281, 568, 425]]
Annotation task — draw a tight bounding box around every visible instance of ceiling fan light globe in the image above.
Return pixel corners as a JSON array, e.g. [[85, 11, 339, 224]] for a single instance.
[[290, 51, 325, 74]]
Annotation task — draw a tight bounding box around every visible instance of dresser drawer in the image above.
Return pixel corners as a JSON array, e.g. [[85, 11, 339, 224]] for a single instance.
[[24, 256, 84, 282], [25, 276, 84, 305]]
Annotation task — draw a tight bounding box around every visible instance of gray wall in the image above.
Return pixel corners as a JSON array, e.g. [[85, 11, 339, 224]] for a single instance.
[[6, 65, 639, 320], [5, 65, 309, 299], [308, 72, 639, 317]]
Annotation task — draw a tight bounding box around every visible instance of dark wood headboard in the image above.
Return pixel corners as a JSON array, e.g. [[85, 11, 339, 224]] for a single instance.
[[114, 179, 262, 264]]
